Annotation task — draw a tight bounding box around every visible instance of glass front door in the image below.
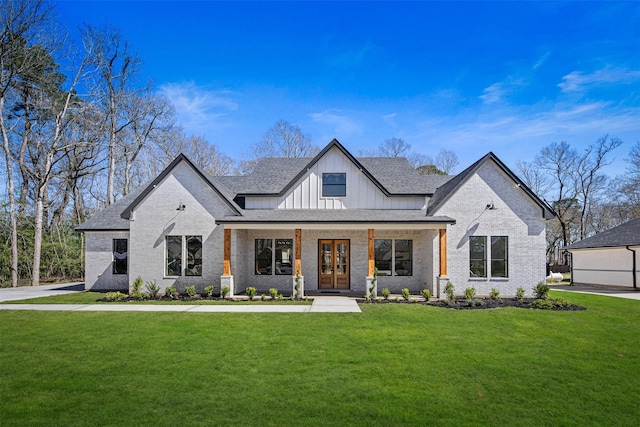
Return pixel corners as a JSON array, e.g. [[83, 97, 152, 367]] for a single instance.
[[318, 240, 350, 289]]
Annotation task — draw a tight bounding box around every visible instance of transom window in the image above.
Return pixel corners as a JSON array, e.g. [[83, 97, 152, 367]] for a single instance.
[[322, 173, 346, 197], [374, 239, 413, 276], [469, 235, 508, 278]]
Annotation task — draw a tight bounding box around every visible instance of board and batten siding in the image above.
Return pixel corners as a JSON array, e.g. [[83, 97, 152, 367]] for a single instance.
[[244, 147, 426, 210]]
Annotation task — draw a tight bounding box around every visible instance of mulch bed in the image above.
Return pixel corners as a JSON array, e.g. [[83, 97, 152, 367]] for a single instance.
[[357, 297, 586, 310]]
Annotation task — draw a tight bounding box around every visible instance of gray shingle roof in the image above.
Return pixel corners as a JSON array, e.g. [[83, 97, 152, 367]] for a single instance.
[[565, 218, 640, 249], [75, 185, 146, 231]]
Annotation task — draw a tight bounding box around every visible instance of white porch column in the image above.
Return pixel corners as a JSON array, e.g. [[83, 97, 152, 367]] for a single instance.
[[221, 228, 234, 297], [292, 228, 304, 298], [366, 228, 377, 297], [437, 228, 449, 298]]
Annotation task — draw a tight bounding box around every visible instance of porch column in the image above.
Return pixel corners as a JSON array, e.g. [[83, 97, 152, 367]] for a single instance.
[[366, 228, 377, 297], [437, 228, 449, 298], [293, 228, 304, 298], [221, 228, 234, 297]]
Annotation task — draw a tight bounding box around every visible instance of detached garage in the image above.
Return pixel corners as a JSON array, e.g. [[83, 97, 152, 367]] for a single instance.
[[565, 218, 640, 288]]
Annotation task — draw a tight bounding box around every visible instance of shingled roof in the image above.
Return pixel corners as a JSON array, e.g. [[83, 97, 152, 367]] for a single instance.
[[565, 218, 640, 249]]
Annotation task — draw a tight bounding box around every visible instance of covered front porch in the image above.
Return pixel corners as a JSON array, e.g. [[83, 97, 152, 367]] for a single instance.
[[216, 212, 454, 298]]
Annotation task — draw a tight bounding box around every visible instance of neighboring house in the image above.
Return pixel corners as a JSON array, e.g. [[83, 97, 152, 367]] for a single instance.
[[565, 218, 640, 288], [76, 139, 554, 297]]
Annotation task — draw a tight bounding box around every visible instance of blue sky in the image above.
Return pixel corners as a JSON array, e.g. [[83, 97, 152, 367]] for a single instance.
[[55, 1, 639, 174]]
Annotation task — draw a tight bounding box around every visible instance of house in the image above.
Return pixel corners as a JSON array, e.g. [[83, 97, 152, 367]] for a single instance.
[[76, 139, 555, 297], [565, 218, 640, 288]]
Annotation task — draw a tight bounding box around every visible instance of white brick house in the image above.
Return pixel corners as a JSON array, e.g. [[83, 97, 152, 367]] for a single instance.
[[76, 139, 554, 297]]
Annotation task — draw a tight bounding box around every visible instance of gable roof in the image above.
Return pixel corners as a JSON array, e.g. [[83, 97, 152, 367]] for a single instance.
[[233, 139, 451, 196], [565, 218, 640, 250], [120, 154, 243, 219], [426, 152, 555, 219], [75, 185, 146, 231]]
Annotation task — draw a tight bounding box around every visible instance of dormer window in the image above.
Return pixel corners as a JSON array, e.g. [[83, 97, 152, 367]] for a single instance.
[[322, 173, 346, 197]]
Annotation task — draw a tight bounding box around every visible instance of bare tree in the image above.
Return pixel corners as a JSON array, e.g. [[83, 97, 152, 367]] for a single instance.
[[0, 0, 55, 287], [434, 149, 459, 175], [240, 120, 317, 174], [156, 133, 234, 177], [616, 141, 640, 220], [82, 25, 141, 205]]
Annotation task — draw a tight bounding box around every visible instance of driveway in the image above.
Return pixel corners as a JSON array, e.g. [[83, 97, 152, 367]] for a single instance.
[[0, 283, 84, 302], [549, 284, 640, 300]]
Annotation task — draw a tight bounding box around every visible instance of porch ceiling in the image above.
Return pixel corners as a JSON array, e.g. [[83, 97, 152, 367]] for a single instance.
[[216, 209, 455, 230]]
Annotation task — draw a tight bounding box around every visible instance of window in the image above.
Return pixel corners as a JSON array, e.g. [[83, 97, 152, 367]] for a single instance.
[[275, 239, 293, 275], [395, 240, 413, 276], [186, 236, 202, 276], [255, 239, 272, 275], [112, 239, 128, 275], [255, 238, 295, 275], [166, 236, 203, 277], [374, 239, 413, 276], [374, 239, 392, 276], [491, 236, 508, 278], [469, 236, 487, 277], [166, 236, 182, 276], [469, 235, 508, 278], [322, 173, 346, 197]]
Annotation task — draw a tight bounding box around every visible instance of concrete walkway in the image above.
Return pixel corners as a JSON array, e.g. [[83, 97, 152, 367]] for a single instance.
[[0, 285, 362, 313], [549, 284, 640, 300]]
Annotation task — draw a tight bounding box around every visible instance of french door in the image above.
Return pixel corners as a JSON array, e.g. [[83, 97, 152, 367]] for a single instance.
[[318, 240, 350, 289]]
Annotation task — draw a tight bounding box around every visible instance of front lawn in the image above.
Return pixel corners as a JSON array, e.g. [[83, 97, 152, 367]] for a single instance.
[[1, 291, 638, 426]]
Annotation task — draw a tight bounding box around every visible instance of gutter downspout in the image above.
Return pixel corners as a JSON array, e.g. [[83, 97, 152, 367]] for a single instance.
[[626, 246, 637, 289]]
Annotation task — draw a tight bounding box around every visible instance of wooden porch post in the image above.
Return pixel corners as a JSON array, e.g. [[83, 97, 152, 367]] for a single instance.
[[439, 228, 447, 277], [223, 228, 231, 276], [295, 228, 302, 275], [368, 229, 375, 276]]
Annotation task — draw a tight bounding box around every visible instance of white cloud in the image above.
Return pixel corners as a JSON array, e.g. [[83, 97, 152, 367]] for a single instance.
[[159, 82, 239, 135], [558, 67, 640, 93], [308, 110, 363, 136], [479, 79, 525, 105]]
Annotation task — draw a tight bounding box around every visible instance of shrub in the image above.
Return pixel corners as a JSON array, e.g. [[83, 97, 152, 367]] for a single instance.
[[515, 287, 525, 303], [489, 288, 500, 300], [165, 285, 178, 299], [184, 285, 197, 298], [394, 296, 400, 302], [246, 287, 257, 301], [104, 291, 126, 302], [261, 293, 266, 301], [278, 294, 283, 301], [552, 297, 571, 308], [534, 282, 550, 300], [269, 288, 278, 300], [531, 298, 554, 309], [445, 282, 455, 302], [221, 285, 230, 299], [145, 280, 160, 299], [131, 276, 145, 300], [421, 289, 431, 300], [132, 276, 144, 294], [464, 286, 476, 301], [401, 288, 410, 301], [204, 285, 214, 298], [382, 288, 390, 300]]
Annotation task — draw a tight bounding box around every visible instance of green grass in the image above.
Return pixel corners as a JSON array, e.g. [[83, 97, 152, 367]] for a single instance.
[[4, 291, 312, 305], [1, 291, 638, 426]]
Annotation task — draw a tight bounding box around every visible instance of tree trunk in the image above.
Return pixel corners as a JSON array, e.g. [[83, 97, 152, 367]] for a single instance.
[[1, 97, 19, 287]]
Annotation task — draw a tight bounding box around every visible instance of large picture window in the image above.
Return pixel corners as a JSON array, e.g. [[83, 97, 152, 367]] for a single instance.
[[491, 236, 508, 278], [255, 239, 272, 275], [112, 239, 128, 275], [275, 239, 293, 275], [469, 236, 487, 277], [166, 236, 182, 276], [374, 239, 412, 276], [322, 173, 346, 197], [186, 236, 203, 276]]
